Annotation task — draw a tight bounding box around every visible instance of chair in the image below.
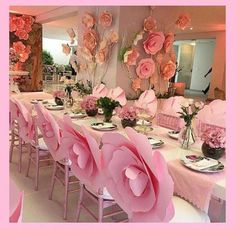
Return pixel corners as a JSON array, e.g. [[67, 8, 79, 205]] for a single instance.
[[156, 96, 185, 131], [34, 103, 79, 220], [60, 115, 125, 222], [100, 127, 210, 222]]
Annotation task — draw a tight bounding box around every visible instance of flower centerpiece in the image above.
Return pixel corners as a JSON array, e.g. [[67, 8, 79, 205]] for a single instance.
[[201, 128, 225, 159], [177, 100, 204, 149], [97, 97, 121, 122], [52, 90, 66, 106], [81, 95, 98, 116], [117, 105, 138, 128]]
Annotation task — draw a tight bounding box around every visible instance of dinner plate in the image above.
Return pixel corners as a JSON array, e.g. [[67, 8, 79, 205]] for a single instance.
[[181, 155, 224, 173], [31, 99, 44, 104], [168, 130, 180, 140], [134, 125, 153, 133], [91, 122, 117, 131], [67, 112, 87, 118], [148, 137, 164, 149], [136, 119, 152, 126], [45, 104, 64, 110]]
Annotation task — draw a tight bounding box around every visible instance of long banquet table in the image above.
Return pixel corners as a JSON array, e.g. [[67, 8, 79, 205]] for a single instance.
[[10, 92, 226, 209]]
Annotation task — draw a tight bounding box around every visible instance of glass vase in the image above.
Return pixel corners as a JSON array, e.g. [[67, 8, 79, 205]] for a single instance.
[[178, 124, 196, 149], [103, 108, 113, 122]]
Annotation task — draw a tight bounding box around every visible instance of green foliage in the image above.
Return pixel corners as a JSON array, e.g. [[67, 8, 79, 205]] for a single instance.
[[97, 97, 121, 110], [74, 80, 92, 96], [64, 64, 72, 72], [118, 46, 130, 61], [42, 50, 54, 65]]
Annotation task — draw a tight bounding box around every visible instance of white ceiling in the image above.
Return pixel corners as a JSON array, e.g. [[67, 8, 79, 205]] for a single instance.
[[10, 6, 225, 41]]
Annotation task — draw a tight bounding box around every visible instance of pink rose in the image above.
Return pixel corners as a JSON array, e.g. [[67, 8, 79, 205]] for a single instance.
[[160, 61, 176, 80], [15, 29, 29, 40], [99, 11, 112, 27], [19, 52, 29, 62], [175, 13, 191, 30], [132, 78, 141, 91], [12, 41, 25, 54], [136, 58, 155, 79], [24, 24, 32, 33], [83, 29, 98, 52], [143, 16, 157, 32], [10, 15, 17, 32], [95, 48, 108, 65], [164, 33, 174, 53], [124, 49, 139, 66], [13, 17, 25, 29], [22, 15, 34, 26], [82, 13, 95, 28], [143, 32, 165, 55]]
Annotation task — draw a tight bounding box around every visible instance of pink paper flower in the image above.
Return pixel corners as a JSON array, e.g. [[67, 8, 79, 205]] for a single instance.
[[201, 128, 226, 149], [117, 105, 138, 121], [13, 17, 25, 29], [83, 29, 98, 52], [15, 29, 29, 40], [143, 32, 165, 55], [99, 11, 112, 27], [95, 48, 108, 65], [22, 15, 34, 26], [124, 48, 140, 66], [175, 13, 191, 30], [12, 41, 25, 54], [164, 33, 174, 53], [82, 13, 95, 28], [143, 16, 157, 32], [109, 31, 119, 43], [131, 78, 142, 91], [160, 60, 176, 80], [81, 95, 98, 111], [10, 15, 17, 32], [136, 58, 155, 79]]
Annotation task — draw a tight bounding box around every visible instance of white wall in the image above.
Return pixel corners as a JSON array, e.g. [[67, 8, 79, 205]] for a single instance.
[[42, 37, 70, 65], [190, 40, 215, 90]]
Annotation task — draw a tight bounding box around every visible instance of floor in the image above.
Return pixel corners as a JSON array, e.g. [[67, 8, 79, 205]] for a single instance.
[[10, 145, 127, 223]]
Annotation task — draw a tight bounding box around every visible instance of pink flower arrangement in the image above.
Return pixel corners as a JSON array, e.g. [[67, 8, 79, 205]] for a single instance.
[[81, 95, 98, 111], [136, 58, 155, 79], [117, 105, 138, 121], [201, 128, 226, 149], [175, 13, 191, 30], [53, 90, 66, 98], [143, 32, 165, 55]]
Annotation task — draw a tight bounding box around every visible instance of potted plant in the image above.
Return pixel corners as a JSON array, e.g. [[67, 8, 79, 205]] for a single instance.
[[117, 105, 138, 128], [81, 95, 98, 116], [97, 97, 121, 122], [201, 128, 225, 159]]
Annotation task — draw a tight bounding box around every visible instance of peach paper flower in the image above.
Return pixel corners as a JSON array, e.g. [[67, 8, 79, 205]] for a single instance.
[[99, 11, 112, 27], [124, 49, 140, 66], [160, 60, 176, 80], [13, 41, 26, 54], [164, 33, 174, 53], [15, 29, 29, 40], [82, 13, 95, 28], [175, 13, 191, 30], [109, 31, 119, 43], [10, 15, 17, 32], [136, 58, 155, 79], [95, 48, 108, 65], [143, 16, 157, 32], [83, 29, 98, 52], [143, 32, 165, 55], [14, 17, 25, 29], [22, 15, 34, 26], [132, 78, 141, 91]]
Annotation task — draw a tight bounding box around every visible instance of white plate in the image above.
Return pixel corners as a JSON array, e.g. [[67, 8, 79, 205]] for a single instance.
[[148, 137, 164, 149], [30, 99, 44, 104], [45, 104, 64, 110], [67, 112, 86, 118], [181, 155, 224, 173], [168, 131, 180, 139], [136, 119, 152, 126], [91, 122, 117, 131]]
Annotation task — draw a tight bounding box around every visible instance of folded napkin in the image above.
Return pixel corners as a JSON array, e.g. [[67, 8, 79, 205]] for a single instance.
[[167, 159, 225, 213], [107, 87, 127, 106], [92, 123, 116, 129], [92, 84, 109, 98]]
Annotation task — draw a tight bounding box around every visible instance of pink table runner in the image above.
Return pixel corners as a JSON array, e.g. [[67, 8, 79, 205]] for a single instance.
[[167, 159, 225, 213]]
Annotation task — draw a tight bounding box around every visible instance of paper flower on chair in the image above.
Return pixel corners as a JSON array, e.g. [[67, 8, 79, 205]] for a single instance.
[[101, 127, 174, 222]]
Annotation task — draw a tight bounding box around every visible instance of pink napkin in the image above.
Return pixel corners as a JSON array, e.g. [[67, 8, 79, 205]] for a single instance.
[[107, 87, 127, 106], [167, 159, 225, 213], [134, 90, 157, 117], [101, 127, 174, 222], [92, 84, 109, 98]]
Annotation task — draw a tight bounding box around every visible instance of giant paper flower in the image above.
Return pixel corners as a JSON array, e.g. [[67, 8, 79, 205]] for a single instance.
[[163, 33, 174, 53], [175, 13, 191, 30], [131, 78, 141, 91], [143, 16, 157, 32], [136, 58, 155, 79], [15, 29, 29, 40], [101, 127, 174, 222], [160, 60, 176, 80], [82, 13, 95, 28], [83, 29, 98, 52], [143, 32, 165, 55], [99, 11, 112, 27], [124, 49, 140, 66], [95, 48, 108, 65]]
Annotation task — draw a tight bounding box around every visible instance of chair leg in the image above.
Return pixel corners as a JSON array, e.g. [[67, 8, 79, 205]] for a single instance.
[[9, 130, 15, 162], [34, 148, 40, 191], [98, 197, 104, 223], [25, 144, 32, 177], [49, 161, 57, 200], [76, 183, 84, 222], [63, 165, 69, 220], [18, 138, 23, 173]]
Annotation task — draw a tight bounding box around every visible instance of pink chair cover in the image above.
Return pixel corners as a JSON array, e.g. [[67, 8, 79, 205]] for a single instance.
[[59, 115, 103, 191], [10, 98, 19, 129], [100, 127, 174, 222], [10, 179, 23, 223], [134, 90, 157, 117], [34, 103, 63, 161], [107, 87, 127, 106], [92, 84, 109, 98]]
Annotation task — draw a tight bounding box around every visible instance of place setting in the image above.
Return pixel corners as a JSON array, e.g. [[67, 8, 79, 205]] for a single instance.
[[90, 122, 118, 131]]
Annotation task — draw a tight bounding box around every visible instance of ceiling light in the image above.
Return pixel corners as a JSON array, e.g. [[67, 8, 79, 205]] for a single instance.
[[190, 27, 193, 30]]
